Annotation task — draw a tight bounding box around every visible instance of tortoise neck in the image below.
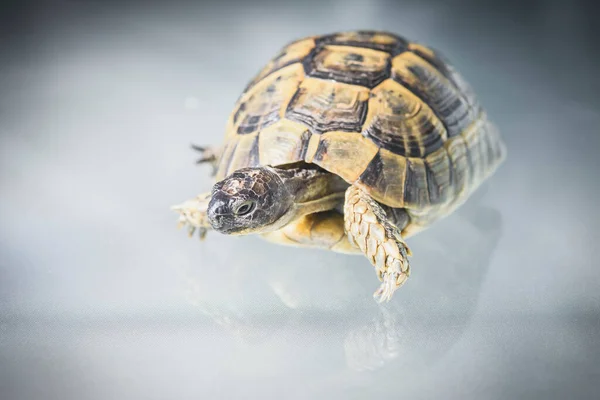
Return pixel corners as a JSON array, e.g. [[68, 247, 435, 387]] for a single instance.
[[271, 163, 348, 218]]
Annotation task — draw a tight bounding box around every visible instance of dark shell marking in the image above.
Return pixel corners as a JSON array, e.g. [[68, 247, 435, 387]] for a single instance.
[[315, 31, 408, 55], [285, 78, 370, 134], [303, 45, 391, 88]]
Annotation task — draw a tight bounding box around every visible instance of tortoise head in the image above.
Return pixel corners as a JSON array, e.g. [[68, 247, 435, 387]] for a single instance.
[[207, 167, 295, 235]]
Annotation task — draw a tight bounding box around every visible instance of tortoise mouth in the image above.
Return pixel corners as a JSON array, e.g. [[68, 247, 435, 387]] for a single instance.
[[206, 193, 231, 233]]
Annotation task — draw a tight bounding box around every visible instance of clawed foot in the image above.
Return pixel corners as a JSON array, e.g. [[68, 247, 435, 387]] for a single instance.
[[171, 193, 212, 240], [372, 230, 411, 303], [344, 185, 412, 303], [191, 144, 220, 176]]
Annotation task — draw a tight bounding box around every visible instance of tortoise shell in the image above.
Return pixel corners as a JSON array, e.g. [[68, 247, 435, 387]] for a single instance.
[[215, 30, 505, 213]]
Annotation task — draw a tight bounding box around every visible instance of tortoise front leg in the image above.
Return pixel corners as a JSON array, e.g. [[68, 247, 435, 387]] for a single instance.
[[173, 145, 221, 238], [171, 192, 213, 240], [344, 185, 412, 302]]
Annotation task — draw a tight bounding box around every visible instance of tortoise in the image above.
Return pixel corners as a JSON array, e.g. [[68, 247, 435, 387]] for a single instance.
[[172, 30, 506, 302]]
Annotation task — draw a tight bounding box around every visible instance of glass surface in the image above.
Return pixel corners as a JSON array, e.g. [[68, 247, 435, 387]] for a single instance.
[[1, 1, 598, 399]]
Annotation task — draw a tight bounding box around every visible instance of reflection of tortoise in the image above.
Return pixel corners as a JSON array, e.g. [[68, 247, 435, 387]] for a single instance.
[[172, 30, 506, 302]]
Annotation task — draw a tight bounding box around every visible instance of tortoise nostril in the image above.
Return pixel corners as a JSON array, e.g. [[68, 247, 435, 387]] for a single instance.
[[215, 206, 228, 215]]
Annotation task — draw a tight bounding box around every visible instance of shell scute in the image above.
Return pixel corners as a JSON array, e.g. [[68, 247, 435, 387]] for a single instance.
[[391, 52, 474, 138], [312, 131, 379, 182], [303, 45, 391, 88], [408, 43, 481, 114], [424, 147, 453, 205], [232, 63, 304, 136], [316, 30, 408, 54], [356, 148, 407, 208], [403, 157, 430, 208], [244, 38, 315, 93], [362, 79, 446, 158], [257, 120, 311, 167], [285, 77, 370, 134]]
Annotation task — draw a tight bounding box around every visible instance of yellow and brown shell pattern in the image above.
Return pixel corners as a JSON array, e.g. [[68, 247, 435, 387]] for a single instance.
[[215, 30, 506, 220]]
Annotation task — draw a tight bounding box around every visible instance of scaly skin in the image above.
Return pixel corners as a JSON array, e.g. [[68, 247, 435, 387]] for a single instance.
[[344, 185, 412, 303], [172, 192, 212, 240]]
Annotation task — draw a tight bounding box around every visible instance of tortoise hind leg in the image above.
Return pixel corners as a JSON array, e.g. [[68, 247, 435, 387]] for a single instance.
[[344, 185, 412, 302]]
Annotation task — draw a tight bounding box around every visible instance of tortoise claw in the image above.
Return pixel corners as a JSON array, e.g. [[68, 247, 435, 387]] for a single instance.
[[172, 193, 212, 240], [190, 144, 206, 152], [373, 271, 408, 303], [175, 214, 209, 241], [191, 143, 218, 164], [191, 143, 220, 176]]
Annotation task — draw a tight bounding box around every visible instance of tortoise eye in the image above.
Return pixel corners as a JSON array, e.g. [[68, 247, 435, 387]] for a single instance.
[[234, 200, 255, 216]]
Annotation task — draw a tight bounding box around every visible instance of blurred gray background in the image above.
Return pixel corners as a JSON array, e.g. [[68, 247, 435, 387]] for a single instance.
[[1, 0, 599, 399]]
